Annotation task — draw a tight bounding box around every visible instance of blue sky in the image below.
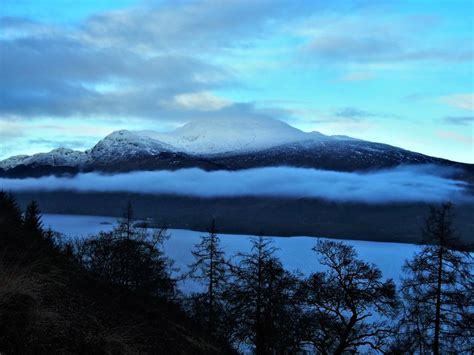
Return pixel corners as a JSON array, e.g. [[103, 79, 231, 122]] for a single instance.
[[1, 0, 473, 162]]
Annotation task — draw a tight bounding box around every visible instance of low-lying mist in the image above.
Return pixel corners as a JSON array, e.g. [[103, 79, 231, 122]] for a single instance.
[[0, 165, 470, 204]]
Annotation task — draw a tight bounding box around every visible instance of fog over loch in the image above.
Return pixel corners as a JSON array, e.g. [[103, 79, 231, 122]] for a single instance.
[[1, 165, 471, 203]]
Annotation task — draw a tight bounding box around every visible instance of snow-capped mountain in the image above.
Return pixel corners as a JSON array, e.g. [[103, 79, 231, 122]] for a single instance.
[[1, 117, 472, 177], [0, 155, 31, 170], [89, 130, 174, 161], [138, 116, 321, 155], [0, 148, 87, 170], [86, 129, 221, 172]]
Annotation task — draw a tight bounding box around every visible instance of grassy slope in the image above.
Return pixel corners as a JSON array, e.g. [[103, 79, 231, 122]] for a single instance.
[[0, 239, 234, 354]]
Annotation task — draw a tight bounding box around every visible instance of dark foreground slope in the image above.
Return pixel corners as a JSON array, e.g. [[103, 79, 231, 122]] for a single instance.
[[14, 192, 474, 244], [0, 195, 233, 354]]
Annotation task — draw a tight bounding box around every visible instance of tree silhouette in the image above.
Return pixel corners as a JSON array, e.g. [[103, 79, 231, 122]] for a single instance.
[[77, 202, 175, 297], [302, 240, 398, 354], [397, 203, 473, 353], [23, 200, 44, 241], [0, 194, 231, 353], [226, 236, 300, 354], [188, 220, 228, 336], [0, 192, 23, 248]]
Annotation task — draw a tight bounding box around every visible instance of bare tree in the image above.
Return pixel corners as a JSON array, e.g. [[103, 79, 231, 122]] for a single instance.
[[302, 240, 398, 354]]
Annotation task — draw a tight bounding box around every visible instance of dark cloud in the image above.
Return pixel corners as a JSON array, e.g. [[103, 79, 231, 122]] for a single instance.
[[1, 0, 471, 127], [0, 35, 230, 118], [0, 165, 470, 204], [443, 116, 474, 126], [0, 1, 361, 121]]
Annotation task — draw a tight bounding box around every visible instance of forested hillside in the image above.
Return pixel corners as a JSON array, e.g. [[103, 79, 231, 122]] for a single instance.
[[0, 192, 472, 354]]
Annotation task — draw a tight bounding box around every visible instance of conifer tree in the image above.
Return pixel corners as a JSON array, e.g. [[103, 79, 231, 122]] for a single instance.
[[397, 203, 473, 353], [0, 192, 23, 246], [188, 220, 228, 335], [77, 202, 175, 297], [226, 236, 299, 354], [23, 200, 44, 241]]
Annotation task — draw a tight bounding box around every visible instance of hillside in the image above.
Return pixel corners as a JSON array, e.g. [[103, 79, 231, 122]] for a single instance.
[[0, 193, 234, 354]]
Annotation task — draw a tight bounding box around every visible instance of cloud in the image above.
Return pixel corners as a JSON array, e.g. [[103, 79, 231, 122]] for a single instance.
[[0, 36, 230, 118], [0, 1, 316, 120], [313, 107, 395, 125], [301, 15, 473, 65], [0, 120, 25, 158], [173, 92, 232, 111], [443, 116, 474, 126], [26, 138, 92, 151], [334, 107, 376, 120], [440, 94, 474, 112], [339, 71, 374, 81], [81, 0, 313, 51], [436, 130, 472, 145], [0, 165, 470, 204], [0, 120, 24, 139]]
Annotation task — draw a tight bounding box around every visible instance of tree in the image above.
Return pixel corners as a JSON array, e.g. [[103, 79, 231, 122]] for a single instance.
[[301, 240, 398, 354], [226, 236, 300, 354], [397, 203, 473, 354], [116, 201, 136, 287], [0, 195, 50, 254], [23, 200, 44, 241], [77, 202, 175, 297], [188, 220, 228, 336], [0, 192, 24, 246]]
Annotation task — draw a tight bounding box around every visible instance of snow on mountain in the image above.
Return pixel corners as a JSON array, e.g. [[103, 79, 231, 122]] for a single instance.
[[0, 148, 87, 170], [2, 117, 463, 175], [0, 118, 339, 170], [89, 130, 174, 162], [28, 148, 88, 166], [0, 155, 30, 170], [140, 117, 323, 155]]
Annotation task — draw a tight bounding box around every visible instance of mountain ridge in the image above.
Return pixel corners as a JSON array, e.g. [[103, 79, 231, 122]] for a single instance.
[[1, 117, 472, 178]]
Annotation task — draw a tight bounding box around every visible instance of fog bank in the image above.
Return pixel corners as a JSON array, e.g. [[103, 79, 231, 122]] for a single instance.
[[0, 165, 470, 204]]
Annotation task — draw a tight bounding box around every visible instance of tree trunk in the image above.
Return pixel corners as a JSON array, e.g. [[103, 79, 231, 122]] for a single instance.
[[433, 244, 443, 355], [255, 250, 264, 355], [334, 311, 357, 355], [208, 235, 214, 333]]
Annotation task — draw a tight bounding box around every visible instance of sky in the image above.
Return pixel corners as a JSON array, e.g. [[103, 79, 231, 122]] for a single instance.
[[0, 0, 473, 163]]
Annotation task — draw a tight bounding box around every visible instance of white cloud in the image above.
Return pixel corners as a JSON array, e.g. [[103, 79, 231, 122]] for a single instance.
[[339, 71, 374, 81], [440, 93, 474, 111], [0, 165, 469, 204], [173, 92, 232, 111], [436, 130, 472, 144]]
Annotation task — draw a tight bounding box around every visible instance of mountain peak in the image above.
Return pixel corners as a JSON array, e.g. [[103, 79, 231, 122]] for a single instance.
[[90, 129, 173, 161], [143, 116, 314, 155], [0, 148, 87, 170]]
